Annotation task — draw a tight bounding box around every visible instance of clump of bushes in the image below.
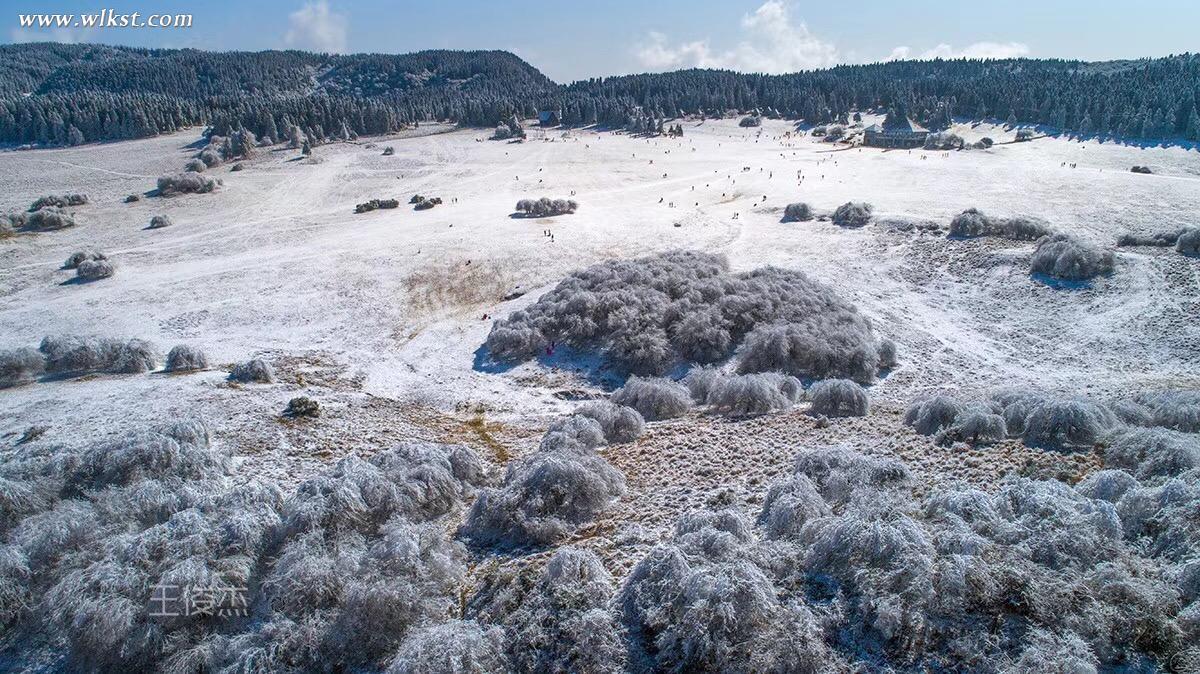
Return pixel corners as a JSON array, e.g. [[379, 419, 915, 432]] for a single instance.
[[29, 194, 87, 211], [461, 416, 624, 547], [924, 131, 964, 150], [621, 506, 839, 671], [1177, 228, 1200, 256], [24, 207, 76, 231], [0, 415, 490, 672], [1030, 233, 1115, 281], [611, 376, 692, 421], [164, 344, 208, 372], [694, 371, 803, 416], [515, 197, 578, 217], [782, 202, 813, 222], [284, 396, 320, 418], [0, 347, 44, 388], [471, 547, 626, 673], [1015, 128, 1035, 141], [831, 201, 873, 228], [76, 258, 115, 281], [183, 158, 207, 173], [941, 408, 1007, 445], [947, 208, 1051, 240], [1117, 228, 1187, 248], [124, 194, 140, 203], [1130, 165, 1153, 174], [230, 162, 244, 172], [148, 215, 172, 229], [355, 198, 400, 213], [382, 146, 395, 156], [739, 114, 762, 127], [157, 173, 218, 196], [808, 378, 868, 417], [229, 358, 274, 383], [1104, 427, 1199, 481], [677, 444, 1198, 671], [904, 394, 964, 435], [576, 400, 645, 443], [484, 251, 891, 382], [411, 195, 443, 210], [64, 250, 106, 269], [39, 335, 158, 374]]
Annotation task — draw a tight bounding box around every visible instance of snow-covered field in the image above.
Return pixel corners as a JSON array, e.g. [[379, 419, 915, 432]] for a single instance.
[[1, 117, 1198, 558]]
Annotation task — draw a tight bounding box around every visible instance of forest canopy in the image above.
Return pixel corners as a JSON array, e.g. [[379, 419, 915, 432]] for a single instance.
[[0, 43, 1196, 146]]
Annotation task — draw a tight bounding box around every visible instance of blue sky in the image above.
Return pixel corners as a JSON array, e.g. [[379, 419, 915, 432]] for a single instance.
[[4, 0, 1198, 82]]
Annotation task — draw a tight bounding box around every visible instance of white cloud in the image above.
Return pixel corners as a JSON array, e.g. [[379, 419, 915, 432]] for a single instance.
[[634, 0, 840, 74], [886, 41, 1030, 61], [284, 1, 347, 54]]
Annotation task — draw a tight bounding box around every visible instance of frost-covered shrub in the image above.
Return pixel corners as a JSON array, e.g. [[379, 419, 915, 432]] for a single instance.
[[621, 507, 840, 672], [63, 249, 106, 269], [39, 335, 157, 374], [197, 147, 222, 168], [831, 201, 873, 228], [0, 348, 44, 388], [1002, 215, 1053, 241], [738, 320, 882, 384], [681, 365, 723, 403], [1023, 399, 1118, 450], [485, 251, 888, 380], [473, 547, 626, 673], [515, 197, 578, 217], [164, 344, 208, 372], [739, 114, 762, 127], [782, 202, 813, 222], [940, 409, 1007, 445], [877, 338, 898, 369], [576, 401, 645, 443], [611, 376, 692, 421], [948, 209, 1050, 240], [1134, 391, 1200, 432], [388, 620, 506, 674], [1117, 229, 1187, 247], [905, 394, 964, 435], [148, 215, 172, 229], [124, 193, 140, 203], [355, 198, 401, 213], [1015, 128, 1035, 141], [1030, 233, 1115, 281], [183, 158, 206, 173], [737, 446, 1192, 669], [76, 258, 114, 281], [24, 207, 75, 231], [30, 194, 87, 210], [228, 358, 274, 383], [381, 146, 395, 156], [1178, 228, 1200, 257], [948, 208, 993, 238], [285, 396, 320, 418], [1105, 427, 1200, 481], [0, 416, 488, 673], [157, 173, 218, 196], [924, 131, 964, 150], [461, 422, 624, 548], [808, 378, 868, 417], [703, 372, 802, 416]]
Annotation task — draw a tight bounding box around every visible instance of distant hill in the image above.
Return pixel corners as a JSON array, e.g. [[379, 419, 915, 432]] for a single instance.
[[0, 43, 1195, 147]]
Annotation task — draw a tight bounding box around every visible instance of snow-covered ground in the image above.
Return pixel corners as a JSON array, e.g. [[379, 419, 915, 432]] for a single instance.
[[1, 118, 1198, 559]]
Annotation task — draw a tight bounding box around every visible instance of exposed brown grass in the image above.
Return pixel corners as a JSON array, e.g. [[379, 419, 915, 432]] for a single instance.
[[402, 258, 516, 315]]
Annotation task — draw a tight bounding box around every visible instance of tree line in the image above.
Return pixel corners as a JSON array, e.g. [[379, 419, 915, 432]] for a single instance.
[[0, 43, 1196, 146]]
